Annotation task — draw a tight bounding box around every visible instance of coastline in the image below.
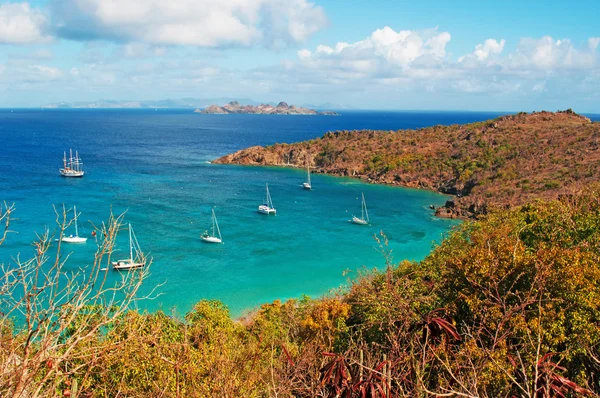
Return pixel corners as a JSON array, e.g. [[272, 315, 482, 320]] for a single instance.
[[213, 110, 599, 220]]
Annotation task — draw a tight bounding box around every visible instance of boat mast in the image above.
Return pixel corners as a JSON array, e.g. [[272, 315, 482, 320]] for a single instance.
[[213, 209, 222, 240], [363, 194, 369, 222], [129, 224, 133, 261], [211, 209, 216, 237], [63, 151, 67, 169], [307, 164, 311, 185], [74, 206, 79, 237], [69, 149, 73, 170], [75, 151, 80, 172], [266, 183, 271, 208]]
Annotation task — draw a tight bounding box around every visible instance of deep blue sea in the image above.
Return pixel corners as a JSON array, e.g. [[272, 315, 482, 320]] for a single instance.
[[2, 109, 598, 316]]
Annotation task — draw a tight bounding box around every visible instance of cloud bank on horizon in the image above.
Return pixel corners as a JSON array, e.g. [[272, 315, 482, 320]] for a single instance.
[[0, 0, 599, 111]]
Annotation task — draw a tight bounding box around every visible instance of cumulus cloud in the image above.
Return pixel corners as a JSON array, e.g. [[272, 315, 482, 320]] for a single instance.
[[298, 27, 451, 71], [459, 39, 505, 64], [509, 36, 598, 70], [292, 29, 599, 94], [292, 27, 455, 87], [51, 0, 326, 48], [0, 2, 51, 44]]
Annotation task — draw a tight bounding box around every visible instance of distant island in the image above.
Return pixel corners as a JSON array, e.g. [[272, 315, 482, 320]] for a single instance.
[[40, 97, 259, 109], [195, 101, 339, 115], [214, 109, 598, 219]]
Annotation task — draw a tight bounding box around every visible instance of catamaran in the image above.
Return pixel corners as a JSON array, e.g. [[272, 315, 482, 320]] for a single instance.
[[302, 163, 312, 190], [59, 205, 88, 243], [258, 183, 276, 215], [201, 208, 223, 243], [59, 149, 85, 177], [351, 193, 370, 225], [112, 223, 146, 270]]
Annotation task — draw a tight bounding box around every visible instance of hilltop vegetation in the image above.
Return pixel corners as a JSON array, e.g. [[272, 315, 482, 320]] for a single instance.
[[214, 109, 599, 218], [2, 187, 600, 396]]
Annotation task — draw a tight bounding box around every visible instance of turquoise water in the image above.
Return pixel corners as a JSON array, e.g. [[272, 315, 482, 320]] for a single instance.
[[0, 109, 503, 316]]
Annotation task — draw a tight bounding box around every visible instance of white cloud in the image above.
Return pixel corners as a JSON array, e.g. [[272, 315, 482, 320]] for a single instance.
[[0, 2, 51, 44], [293, 29, 599, 89], [459, 38, 505, 63], [0, 61, 62, 90], [295, 26, 453, 83], [297, 48, 311, 59], [509, 36, 597, 70], [52, 0, 327, 48], [27, 64, 62, 80]]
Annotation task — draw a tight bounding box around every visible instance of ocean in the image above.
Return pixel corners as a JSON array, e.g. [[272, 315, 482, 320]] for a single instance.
[[2, 109, 596, 316]]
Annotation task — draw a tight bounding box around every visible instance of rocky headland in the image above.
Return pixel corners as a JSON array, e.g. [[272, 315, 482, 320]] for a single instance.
[[214, 109, 599, 219], [195, 101, 339, 115]]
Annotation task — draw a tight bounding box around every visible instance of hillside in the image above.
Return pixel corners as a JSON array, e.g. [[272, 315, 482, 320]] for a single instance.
[[195, 101, 339, 115], [214, 110, 599, 218]]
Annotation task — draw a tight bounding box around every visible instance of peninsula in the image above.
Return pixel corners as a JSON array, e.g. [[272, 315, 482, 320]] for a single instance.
[[214, 109, 599, 218], [195, 101, 339, 115]]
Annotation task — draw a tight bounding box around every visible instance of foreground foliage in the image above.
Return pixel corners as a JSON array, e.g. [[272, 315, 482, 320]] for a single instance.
[[2, 187, 600, 396]]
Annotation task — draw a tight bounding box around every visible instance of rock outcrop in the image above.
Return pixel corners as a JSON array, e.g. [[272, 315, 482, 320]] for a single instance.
[[194, 101, 339, 115]]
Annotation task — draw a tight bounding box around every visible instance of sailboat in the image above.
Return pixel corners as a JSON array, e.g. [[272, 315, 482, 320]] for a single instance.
[[59, 149, 85, 177], [201, 208, 223, 243], [302, 163, 312, 190], [112, 223, 146, 270], [59, 206, 88, 243], [351, 193, 370, 225], [258, 183, 276, 215]]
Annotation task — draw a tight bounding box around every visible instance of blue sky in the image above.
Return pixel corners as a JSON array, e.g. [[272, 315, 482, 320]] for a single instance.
[[1, 0, 599, 111]]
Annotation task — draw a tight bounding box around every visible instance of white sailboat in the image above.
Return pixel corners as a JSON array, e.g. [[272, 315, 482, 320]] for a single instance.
[[112, 223, 146, 270], [201, 208, 223, 243], [351, 193, 370, 225], [258, 183, 276, 215], [302, 163, 312, 190], [59, 206, 88, 243], [59, 149, 85, 177]]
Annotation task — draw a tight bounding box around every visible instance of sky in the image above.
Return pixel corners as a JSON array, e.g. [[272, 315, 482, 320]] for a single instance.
[[0, 0, 599, 111]]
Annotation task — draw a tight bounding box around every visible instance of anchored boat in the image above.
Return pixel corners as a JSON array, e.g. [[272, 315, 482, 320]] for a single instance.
[[112, 224, 146, 270], [59, 149, 84, 177], [58, 205, 88, 243], [302, 163, 312, 190], [351, 193, 370, 225], [258, 183, 277, 215], [201, 208, 223, 243]]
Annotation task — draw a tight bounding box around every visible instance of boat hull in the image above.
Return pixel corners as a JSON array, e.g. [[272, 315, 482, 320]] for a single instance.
[[351, 216, 368, 225], [60, 236, 88, 243], [302, 183, 312, 190], [60, 169, 85, 177], [111, 260, 146, 270], [258, 205, 276, 215], [201, 235, 222, 243]]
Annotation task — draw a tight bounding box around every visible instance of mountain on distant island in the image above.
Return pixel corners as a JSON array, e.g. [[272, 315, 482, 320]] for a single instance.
[[195, 101, 340, 115]]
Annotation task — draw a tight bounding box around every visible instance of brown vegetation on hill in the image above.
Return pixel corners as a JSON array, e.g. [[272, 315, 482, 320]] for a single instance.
[[214, 109, 599, 218]]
